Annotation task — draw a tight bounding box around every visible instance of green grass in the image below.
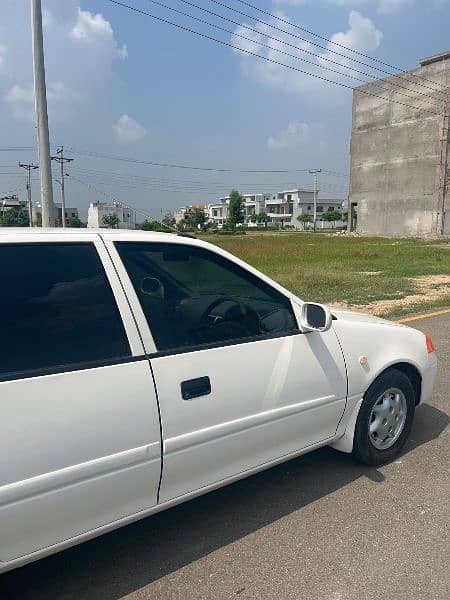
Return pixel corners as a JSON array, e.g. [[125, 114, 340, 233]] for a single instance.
[[199, 233, 450, 315]]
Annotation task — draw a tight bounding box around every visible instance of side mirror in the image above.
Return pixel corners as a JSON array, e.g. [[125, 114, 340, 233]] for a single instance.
[[300, 302, 332, 333], [140, 276, 164, 298]]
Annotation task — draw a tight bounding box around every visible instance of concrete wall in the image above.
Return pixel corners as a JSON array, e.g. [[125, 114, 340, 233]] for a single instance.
[[350, 54, 450, 237]]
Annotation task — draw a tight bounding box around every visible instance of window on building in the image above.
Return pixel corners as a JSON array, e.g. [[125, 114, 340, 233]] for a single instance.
[[0, 243, 130, 377], [115, 242, 298, 352], [307, 206, 312, 211], [317, 206, 324, 213], [287, 194, 292, 201]]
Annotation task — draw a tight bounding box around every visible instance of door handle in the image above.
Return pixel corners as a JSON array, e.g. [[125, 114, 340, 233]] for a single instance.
[[181, 376, 211, 400]]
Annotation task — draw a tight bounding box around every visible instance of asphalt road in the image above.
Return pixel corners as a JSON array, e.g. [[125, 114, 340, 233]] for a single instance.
[[1, 313, 449, 600]]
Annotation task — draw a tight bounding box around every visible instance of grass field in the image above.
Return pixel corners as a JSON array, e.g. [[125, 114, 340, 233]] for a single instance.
[[201, 233, 450, 317]]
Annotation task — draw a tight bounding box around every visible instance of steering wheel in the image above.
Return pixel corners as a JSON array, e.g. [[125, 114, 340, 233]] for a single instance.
[[199, 296, 262, 335]]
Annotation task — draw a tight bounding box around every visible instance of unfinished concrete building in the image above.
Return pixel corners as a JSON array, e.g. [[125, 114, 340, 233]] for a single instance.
[[349, 51, 450, 237]]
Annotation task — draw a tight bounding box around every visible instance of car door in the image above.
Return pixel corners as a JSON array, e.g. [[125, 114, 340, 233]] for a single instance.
[[0, 233, 161, 564], [107, 235, 347, 503]]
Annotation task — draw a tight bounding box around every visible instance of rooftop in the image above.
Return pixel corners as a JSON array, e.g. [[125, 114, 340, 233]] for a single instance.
[[419, 50, 450, 67]]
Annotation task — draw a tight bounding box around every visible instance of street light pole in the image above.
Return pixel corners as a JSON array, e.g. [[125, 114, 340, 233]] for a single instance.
[[51, 146, 73, 227], [19, 162, 39, 226], [31, 0, 54, 227], [309, 169, 322, 232]]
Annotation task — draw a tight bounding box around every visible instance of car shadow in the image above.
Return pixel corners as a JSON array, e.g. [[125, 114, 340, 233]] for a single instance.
[[0, 402, 448, 600]]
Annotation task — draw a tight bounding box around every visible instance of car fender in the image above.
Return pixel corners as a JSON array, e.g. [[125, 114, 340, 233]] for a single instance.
[[329, 318, 436, 453]]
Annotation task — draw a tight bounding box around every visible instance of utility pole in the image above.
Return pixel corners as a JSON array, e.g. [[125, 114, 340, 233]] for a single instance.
[[51, 146, 73, 227], [309, 169, 322, 232], [31, 0, 54, 227], [19, 162, 39, 226]]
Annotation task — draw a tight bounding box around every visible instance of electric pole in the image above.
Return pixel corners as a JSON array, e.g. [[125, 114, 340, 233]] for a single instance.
[[31, 0, 55, 227], [309, 169, 322, 232], [19, 162, 39, 226], [51, 146, 73, 227]]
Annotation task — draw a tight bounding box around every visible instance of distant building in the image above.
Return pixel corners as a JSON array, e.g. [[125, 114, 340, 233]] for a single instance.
[[174, 204, 206, 226], [350, 51, 450, 237], [204, 190, 343, 228], [87, 201, 136, 229], [1, 194, 28, 216]]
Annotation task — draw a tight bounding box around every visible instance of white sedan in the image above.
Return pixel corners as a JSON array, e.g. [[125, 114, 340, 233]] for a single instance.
[[0, 229, 437, 573]]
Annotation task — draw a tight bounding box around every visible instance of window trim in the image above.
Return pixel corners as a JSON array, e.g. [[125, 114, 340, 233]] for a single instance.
[[147, 328, 302, 360], [0, 355, 147, 384], [0, 240, 142, 381], [112, 240, 301, 356]]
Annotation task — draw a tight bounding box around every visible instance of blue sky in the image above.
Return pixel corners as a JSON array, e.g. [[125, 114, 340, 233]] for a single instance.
[[0, 0, 449, 219]]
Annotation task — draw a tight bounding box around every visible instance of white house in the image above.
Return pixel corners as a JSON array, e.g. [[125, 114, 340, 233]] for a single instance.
[[87, 201, 136, 229], [182, 190, 345, 229]]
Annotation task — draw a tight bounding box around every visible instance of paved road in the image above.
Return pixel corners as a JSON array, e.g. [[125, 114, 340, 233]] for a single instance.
[[1, 314, 449, 600]]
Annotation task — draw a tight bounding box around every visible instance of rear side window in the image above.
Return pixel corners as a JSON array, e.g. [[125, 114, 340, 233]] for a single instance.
[[0, 243, 130, 378]]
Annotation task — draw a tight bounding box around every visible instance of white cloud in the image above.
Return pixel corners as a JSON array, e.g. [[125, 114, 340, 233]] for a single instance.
[[113, 114, 147, 143], [71, 8, 127, 58], [267, 121, 313, 150], [1, 2, 128, 124], [5, 82, 79, 122], [329, 10, 382, 54], [377, 0, 413, 14], [231, 10, 382, 97], [42, 7, 55, 29]]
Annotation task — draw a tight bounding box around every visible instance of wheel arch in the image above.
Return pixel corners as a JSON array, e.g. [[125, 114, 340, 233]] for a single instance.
[[371, 362, 422, 406], [330, 361, 422, 454]]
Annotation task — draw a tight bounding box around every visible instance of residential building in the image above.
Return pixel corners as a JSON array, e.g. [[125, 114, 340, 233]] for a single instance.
[[87, 201, 136, 229], [176, 189, 344, 230], [349, 51, 450, 237], [1, 194, 28, 216], [174, 204, 206, 226]]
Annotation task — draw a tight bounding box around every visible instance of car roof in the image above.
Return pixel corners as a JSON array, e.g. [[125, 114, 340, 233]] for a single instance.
[[0, 227, 192, 242]]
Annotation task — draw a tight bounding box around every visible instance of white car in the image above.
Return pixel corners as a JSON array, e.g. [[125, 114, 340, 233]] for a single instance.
[[0, 229, 437, 574]]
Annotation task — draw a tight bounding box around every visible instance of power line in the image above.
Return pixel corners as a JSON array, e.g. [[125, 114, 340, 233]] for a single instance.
[[68, 146, 350, 176], [143, 0, 440, 108], [69, 169, 349, 195], [1, 145, 350, 178], [104, 0, 444, 117], [220, 0, 448, 93], [172, 0, 446, 105], [71, 165, 349, 189], [0, 147, 35, 152]]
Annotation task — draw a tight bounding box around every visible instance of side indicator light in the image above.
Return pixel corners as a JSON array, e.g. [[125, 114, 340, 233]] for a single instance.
[[425, 334, 435, 354]]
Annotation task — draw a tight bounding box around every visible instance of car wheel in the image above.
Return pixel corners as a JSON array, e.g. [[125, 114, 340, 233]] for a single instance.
[[352, 368, 416, 466]]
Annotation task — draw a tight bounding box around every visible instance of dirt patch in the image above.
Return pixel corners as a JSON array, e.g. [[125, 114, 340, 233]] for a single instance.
[[331, 274, 450, 316]]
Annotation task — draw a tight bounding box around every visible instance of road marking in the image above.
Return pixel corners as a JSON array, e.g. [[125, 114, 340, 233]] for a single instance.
[[397, 308, 450, 324]]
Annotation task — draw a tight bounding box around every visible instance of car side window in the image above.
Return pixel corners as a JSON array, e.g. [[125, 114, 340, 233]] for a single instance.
[[115, 242, 298, 352], [0, 243, 131, 378]]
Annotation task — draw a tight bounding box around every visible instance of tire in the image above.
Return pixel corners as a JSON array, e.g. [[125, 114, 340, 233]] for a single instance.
[[352, 368, 416, 466]]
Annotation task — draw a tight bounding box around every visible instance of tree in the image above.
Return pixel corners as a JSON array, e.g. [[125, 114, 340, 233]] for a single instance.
[[162, 213, 176, 229], [0, 208, 29, 227], [323, 209, 342, 228], [67, 216, 85, 228], [138, 219, 166, 231], [255, 211, 269, 228], [297, 213, 311, 230], [101, 213, 120, 228], [183, 207, 206, 231], [227, 190, 244, 227]]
